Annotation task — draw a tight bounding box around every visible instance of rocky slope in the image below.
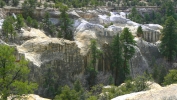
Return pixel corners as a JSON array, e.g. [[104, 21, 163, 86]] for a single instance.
[[0, 7, 167, 97], [112, 83, 177, 100], [72, 9, 164, 76]]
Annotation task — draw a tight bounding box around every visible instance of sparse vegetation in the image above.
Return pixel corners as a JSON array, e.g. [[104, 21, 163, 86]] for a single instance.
[[102, 73, 150, 99], [163, 70, 177, 85]]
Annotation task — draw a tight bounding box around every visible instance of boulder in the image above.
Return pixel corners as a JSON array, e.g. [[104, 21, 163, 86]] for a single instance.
[[112, 84, 177, 100], [8, 94, 50, 100]]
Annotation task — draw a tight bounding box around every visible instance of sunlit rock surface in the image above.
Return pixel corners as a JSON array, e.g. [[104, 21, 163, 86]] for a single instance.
[[8, 94, 50, 100], [112, 84, 177, 100]]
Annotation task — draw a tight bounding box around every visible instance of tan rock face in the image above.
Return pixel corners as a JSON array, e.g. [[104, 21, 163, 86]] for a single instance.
[[16, 29, 86, 95], [8, 94, 50, 100], [76, 11, 97, 20], [112, 83, 177, 100], [17, 37, 80, 67], [129, 84, 177, 100]]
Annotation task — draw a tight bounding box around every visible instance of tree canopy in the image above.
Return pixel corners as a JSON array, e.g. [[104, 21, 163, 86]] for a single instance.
[[160, 16, 177, 62], [110, 28, 136, 86], [0, 45, 38, 99], [120, 28, 136, 83], [111, 34, 123, 85], [16, 14, 24, 30], [2, 16, 15, 40], [128, 7, 142, 23], [137, 26, 143, 37], [59, 4, 73, 40]]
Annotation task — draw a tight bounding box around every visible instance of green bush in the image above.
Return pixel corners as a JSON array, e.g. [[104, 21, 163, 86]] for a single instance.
[[104, 24, 108, 28], [163, 69, 177, 85], [54, 85, 79, 100], [87, 96, 97, 100], [32, 19, 38, 28], [133, 75, 149, 92], [90, 84, 103, 96], [152, 65, 167, 85], [102, 74, 150, 99]]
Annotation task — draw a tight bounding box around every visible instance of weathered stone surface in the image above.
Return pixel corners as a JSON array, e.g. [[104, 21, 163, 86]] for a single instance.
[[73, 12, 164, 76], [8, 94, 50, 100], [16, 29, 86, 95], [112, 84, 177, 100], [0, 39, 6, 44], [130, 37, 163, 77]]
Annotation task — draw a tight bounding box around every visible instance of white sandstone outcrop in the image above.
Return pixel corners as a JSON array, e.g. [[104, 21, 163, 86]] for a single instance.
[[21, 28, 48, 39], [17, 37, 74, 67], [74, 10, 162, 44], [17, 28, 75, 67]]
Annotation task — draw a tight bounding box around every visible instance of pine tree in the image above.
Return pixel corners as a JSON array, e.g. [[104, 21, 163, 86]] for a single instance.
[[137, 26, 143, 37], [160, 16, 177, 62], [128, 7, 142, 23], [16, 14, 24, 30], [44, 12, 50, 28], [12, 0, 19, 6], [111, 34, 123, 85], [120, 28, 136, 81], [74, 80, 82, 92], [0, 45, 38, 99], [0, 0, 5, 8], [22, 0, 36, 18], [166, 2, 175, 17], [87, 40, 102, 88], [26, 16, 32, 27], [59, 4, 73, 40], [2, 16, 15, 39]]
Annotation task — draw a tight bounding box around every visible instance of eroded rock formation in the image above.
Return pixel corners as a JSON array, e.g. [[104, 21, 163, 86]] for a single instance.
[[0, 8, 165, 96]]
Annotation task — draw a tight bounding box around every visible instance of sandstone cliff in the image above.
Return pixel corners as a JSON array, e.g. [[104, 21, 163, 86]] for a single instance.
[[0, 8, 166, 96]]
